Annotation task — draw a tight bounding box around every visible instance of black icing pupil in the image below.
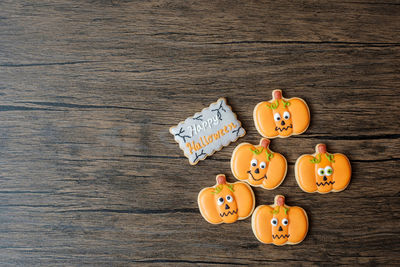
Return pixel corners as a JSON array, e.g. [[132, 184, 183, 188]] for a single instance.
[[219, 198, 223, 202], [285, 116, 289, 119], [276, 117, 280, 120], [252, 163, 256, 166], [227, 196, 231, 200]]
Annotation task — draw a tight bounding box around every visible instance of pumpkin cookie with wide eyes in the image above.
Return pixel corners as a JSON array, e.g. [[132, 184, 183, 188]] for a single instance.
[[231, 138, 287, 190], [198, 174, 255, 224], [253, 89, 310, 138], [295, 143, 351, 194], [252, 195, 308, 245]]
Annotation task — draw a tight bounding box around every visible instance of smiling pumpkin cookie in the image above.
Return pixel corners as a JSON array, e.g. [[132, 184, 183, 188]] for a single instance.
[[252, 195, 308, 245], [198, 174, 255, 224], [253, 89, 310, 138], [231, 138, 287, 190], [295, 143, 352, 194]]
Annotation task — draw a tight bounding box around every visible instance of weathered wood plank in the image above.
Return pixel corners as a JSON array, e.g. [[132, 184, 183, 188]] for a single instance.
[[0, 0, 398, 266]]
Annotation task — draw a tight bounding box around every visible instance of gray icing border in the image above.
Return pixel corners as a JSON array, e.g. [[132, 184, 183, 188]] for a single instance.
[[169, 98, 246, 165]]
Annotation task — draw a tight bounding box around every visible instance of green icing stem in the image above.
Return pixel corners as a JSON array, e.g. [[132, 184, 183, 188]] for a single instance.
[[325, 153, 335, 163], [227, 184, 235, 193], [284, 207, 290, 214], [271, 206, 280, 214], [212, 184, 234, 194], [250, 147, 263, 155], [310, 154, 322, 164], [282, 99, 291, 107], [212, 185, 223, 194], [266, 150, 274, 162], [266, 100, 279, 110]]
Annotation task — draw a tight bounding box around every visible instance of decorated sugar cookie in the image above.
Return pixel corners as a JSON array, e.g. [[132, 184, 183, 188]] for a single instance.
[[198, 174, 255, 224], [252, 195, 308, 246], [231, 138, 287, 190], [253, 89, 310, 138], [170, 98, 245, 165], [295, 144, 351, 194]]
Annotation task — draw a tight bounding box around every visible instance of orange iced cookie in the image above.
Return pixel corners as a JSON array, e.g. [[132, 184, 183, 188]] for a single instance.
[[253, 89, 310, 138], [231, 138, 287, 190], [198, 174, 255, 224], [295, 143, 351, 194], [252, 195, 308, 246]]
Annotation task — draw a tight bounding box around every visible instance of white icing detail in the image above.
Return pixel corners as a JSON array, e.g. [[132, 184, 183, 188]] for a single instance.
[[325, 166, 333, 176], [271, 218, 278, 226], [260, 162, 266, 169], [196, 124, 203, 133], [283, 111, 290, 120], [226, 195, 233, 203], [317, 168, 325, 176], [274, 113, 281, 121], [169, 98, 246, 165], [202, 121, 209, 133], [207, 118, 213, 129], [251, 159, 258, 167], [212, 115, 219, 125], [217, 197, 224, 206], [187, 125, 195, 137]]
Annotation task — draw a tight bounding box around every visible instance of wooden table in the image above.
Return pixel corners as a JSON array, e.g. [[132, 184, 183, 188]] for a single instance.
[[1, 1, 399, 265]]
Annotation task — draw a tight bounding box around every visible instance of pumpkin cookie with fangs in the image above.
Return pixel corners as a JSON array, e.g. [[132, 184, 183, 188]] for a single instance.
[[198, 174, 255, 224], [253, 89, 310, 138], [252, 195, 308, 245], [295, 143, 351, 194], [230, 138, 287, 190]]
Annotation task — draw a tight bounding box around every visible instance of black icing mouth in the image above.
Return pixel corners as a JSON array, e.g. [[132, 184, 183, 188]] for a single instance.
[[316, 181, 335, 186], [220, 209, 238, 217], [247, 170, 267, 181], [275, 124, 293, 132], [272, 234, 290, 239]]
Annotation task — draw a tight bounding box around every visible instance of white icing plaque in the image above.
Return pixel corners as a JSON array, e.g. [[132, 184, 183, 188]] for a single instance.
[[170, 98, 246, 165]]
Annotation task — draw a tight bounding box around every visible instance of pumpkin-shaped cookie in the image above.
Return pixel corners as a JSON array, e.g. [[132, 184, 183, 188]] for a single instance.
[[231, 138, 287, 190], [198, 174, 255, 224], [295, 144, 351, 194], [252, 195, 308, 245], [253, 89, 310, 138]]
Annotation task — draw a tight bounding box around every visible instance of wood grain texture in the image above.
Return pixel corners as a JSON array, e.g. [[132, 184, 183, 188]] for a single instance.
[[0, 0, 399, 265]]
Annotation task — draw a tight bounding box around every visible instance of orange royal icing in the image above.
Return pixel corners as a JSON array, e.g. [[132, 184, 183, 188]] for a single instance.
[[185, 122, 237, 155], [253, 89, 310, 138], [198, 174, 255, 224], [295, 144, 352, 193], [252, 195, 308, 245], [231, 138, 287, 190]]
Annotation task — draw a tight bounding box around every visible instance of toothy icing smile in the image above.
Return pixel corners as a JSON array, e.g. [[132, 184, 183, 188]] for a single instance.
[[253, 89, 310, 138], [295, 144, 351, 194], [275, 124, 293, 132]]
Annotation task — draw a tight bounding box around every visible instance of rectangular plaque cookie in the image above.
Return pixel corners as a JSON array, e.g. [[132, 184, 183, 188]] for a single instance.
[[170, 98, 246, 165]]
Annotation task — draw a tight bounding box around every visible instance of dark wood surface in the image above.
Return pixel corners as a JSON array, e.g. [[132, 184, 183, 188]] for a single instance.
[[0, 0, 399, 266]]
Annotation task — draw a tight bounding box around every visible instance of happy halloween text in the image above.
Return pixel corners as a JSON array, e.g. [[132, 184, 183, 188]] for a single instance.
[[186, 122, 237, 154]]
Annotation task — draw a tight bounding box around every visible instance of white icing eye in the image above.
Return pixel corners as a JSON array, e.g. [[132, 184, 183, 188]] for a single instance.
[[282, 218, 289, 226], [271, 218, 278, 226], [283, 111, 290, 120], [226, 195, 233, 203], [274, 113, 281, 121], [217, 197, 224, 206], [260, 162, 267, 169], [325, 166, 333, 176], [317, 168, 325, 176], [251, 159, 258, 167]]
